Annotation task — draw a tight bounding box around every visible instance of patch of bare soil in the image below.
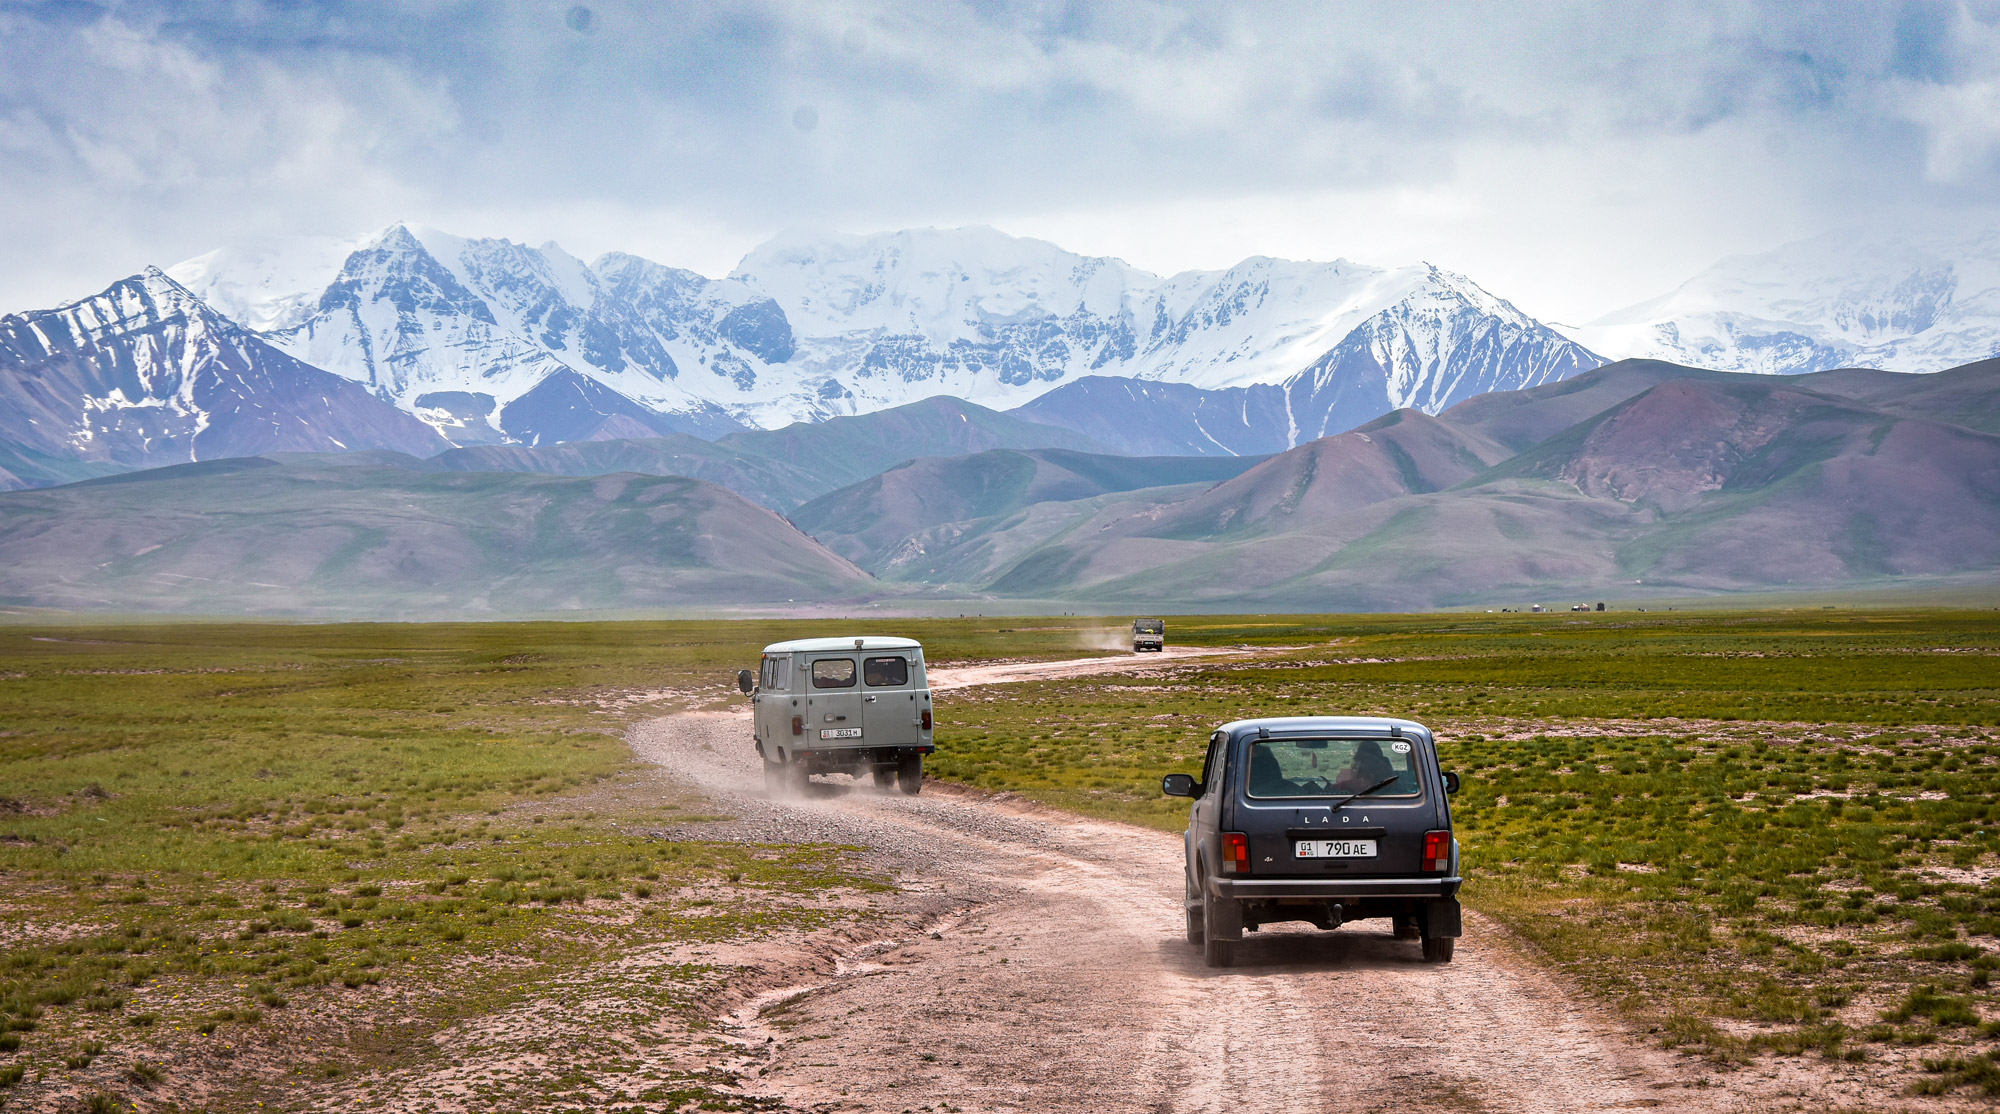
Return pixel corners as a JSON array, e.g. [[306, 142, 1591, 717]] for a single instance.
[[623, 709, 1747, 1114]]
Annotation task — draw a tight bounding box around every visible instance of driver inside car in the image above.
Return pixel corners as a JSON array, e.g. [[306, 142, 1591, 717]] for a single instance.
[[1333, 739, 1395, 792]]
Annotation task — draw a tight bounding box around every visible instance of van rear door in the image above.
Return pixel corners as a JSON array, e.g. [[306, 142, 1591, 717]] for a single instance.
[[804, 656, 865, 747], [859, 653, 917, 748]]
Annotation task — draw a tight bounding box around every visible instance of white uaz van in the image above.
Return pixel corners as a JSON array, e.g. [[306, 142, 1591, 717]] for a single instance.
[[739, 636, 935, 795]]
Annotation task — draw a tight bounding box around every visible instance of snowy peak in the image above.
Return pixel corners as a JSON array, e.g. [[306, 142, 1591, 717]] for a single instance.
[[1571, 226, 2000, 375], [166, 233, 367, 333], [158, 221, 1606, 440], [733, 225, 1151, 339], [0, 268, 445, 485]]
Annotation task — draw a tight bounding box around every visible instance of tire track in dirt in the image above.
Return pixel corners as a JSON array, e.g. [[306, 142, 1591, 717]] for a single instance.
[[630, 659, 1729, 1114]]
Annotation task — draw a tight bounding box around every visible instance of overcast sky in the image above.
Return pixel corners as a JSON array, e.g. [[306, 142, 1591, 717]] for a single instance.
[[3, 0, 1998, 321]]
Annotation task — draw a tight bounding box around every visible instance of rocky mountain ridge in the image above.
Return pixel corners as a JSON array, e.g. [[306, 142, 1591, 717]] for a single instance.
[[1568, 226, 2000, 375], [167, 223, 1604, 440], [0, 268, 445, 489], [5, 357, 1995, 613]]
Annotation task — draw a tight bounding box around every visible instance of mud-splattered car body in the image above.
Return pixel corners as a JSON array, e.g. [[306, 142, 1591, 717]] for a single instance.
[[1163, 716, 1463, 967]]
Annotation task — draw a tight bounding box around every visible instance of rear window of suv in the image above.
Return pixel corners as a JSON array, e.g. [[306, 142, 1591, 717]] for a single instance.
[[1244, 737, 1421, 799]]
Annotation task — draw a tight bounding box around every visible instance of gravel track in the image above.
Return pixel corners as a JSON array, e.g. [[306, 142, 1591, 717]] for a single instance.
[[629, 678, 1726, 1114]]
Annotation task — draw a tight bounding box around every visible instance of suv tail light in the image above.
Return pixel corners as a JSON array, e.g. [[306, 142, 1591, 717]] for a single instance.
[[1220, 832, 1250, 875], [790, 715, 804, 737], [1423, 830, 1451, 873], [921, 708, 931, 730]]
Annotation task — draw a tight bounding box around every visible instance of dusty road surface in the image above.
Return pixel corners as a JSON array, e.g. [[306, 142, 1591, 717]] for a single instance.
[[630, 658, 1731, 1114], [924, 644, 1267, 691]]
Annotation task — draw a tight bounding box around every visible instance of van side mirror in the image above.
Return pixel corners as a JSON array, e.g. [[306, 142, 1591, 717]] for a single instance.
[[1442, 770, 1461, 795], [1161, 773, 1200, 798], [736, 669, 754, 695]]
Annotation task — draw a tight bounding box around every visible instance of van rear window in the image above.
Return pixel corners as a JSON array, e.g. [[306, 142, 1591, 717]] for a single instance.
[[864, 656, 909, 687], [810, 659, 856, 688]]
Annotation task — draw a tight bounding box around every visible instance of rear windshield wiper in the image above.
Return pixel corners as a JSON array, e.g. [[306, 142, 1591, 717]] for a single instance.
[[1327, 775, 1401, 811]]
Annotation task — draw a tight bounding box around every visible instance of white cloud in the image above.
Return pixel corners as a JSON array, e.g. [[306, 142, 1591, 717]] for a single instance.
[[0, 0, 1994, 322]]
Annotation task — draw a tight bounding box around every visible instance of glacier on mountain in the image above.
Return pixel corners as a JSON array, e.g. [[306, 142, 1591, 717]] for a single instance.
[[0, 267, 444, 488], [1567, 226, 2000, 375], [165, 222, 1603, 442]]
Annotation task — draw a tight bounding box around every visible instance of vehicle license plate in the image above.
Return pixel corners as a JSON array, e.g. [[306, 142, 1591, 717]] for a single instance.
[[819, 727, 863, 739], [1295, 839, 1378, 858]]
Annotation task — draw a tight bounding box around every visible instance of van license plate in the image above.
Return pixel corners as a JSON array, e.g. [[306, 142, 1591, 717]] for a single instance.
[[1295, 839, 1377, 858], [819, 728, 862, 739]]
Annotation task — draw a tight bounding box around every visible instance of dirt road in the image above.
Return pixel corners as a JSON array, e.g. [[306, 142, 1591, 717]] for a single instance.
[[924, 643, 1265, 690], [629, 654, 1725, 1113]]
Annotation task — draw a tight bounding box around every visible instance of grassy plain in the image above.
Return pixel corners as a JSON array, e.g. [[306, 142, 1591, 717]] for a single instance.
[[929, 609, 2000, 1095], [0, 617, 1122, 1110], [5, 610, 1998, 1105]]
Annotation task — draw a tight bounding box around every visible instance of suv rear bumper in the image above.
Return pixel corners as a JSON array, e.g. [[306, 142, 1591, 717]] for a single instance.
[[1209, 876, 1461, 900]]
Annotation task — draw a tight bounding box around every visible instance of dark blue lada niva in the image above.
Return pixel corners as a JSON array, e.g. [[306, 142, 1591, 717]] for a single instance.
[[1163, 716, 1464, 968]]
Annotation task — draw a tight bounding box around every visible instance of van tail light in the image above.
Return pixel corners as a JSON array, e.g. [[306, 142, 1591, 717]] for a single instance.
[[790, 715, 804, 737], [1423, 830, 1451, 873], [921, 709, 932, 730], [1220, 832, 1250, 875]]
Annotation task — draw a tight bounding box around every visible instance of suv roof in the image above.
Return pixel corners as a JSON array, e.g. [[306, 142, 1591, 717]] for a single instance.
[[1215, 715, 1432, 737], [761, 636, 923, 653]]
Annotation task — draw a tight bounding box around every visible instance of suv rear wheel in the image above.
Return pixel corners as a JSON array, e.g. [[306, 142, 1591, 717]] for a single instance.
[[1184, 874, 1205, 945], [1202, 889, 1241, 968], [1421, 935, 1455, 963]]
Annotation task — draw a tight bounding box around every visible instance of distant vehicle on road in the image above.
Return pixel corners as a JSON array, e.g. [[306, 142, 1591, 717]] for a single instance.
[[1132, 618, 1166, 652], [1163, 716, 1463, 968], [738, 636, 934, 796]]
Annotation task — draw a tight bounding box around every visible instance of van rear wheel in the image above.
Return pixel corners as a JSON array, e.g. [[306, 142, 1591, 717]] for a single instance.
[[896, 753, 923, 795], [1421, 935, 1455, 963], [872, 767, 896, 789]]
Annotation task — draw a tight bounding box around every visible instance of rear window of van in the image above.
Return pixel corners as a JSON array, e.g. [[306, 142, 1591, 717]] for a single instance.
[[864, 656, 909, 687], [811, 658, 856, 688]]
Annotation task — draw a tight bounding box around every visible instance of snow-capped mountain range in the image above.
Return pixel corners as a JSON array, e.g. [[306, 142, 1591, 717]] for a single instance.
[[1568, 226, 2000, 375], [10, 219, 1996, 493], [0, 268, 444, 488], [165, 223, 1601, 441]]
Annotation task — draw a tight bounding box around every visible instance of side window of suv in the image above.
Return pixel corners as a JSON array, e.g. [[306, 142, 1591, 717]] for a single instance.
[[1200, 732, 1226, 794]]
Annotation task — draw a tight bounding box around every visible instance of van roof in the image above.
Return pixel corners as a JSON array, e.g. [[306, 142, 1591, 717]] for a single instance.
[[762, 636, 923, 653]]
